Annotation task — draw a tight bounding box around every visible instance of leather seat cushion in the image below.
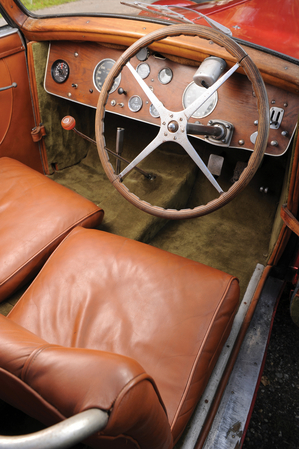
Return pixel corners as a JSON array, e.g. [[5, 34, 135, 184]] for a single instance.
[[0, 157, 104, 302], [8, 226, 240, 445]]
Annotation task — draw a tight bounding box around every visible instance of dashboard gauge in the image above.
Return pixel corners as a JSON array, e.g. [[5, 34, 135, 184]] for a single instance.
[[149, 104, 160, 118], [182, 82, 218, 118], [93, 59, 121, 93], [51, 60, 69, 84], [128, 95, 143, 112], [136, 63, 150, 79], [158, 67, 173, 85], [136, 47, 149, 61]]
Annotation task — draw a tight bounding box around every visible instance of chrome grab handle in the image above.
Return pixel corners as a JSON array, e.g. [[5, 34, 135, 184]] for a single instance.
[[0, 408, 108, 449], [0, 82, 17, 92]]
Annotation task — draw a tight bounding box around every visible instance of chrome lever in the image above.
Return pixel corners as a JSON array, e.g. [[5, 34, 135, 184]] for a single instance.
[[0, 82, 17, 92]]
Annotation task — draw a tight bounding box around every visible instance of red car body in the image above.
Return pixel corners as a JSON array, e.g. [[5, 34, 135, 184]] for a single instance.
[[153, 0, 299, 59]]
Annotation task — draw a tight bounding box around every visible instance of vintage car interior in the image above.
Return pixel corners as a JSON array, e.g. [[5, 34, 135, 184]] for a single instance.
[[0, 0, 299, 448]]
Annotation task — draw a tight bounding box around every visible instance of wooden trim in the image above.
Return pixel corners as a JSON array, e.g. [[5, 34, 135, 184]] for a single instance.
[[281, 204, 299, 237], [20, 15, 299, 92], [27, 41, 49, 174], [268, 127, 299, 266]]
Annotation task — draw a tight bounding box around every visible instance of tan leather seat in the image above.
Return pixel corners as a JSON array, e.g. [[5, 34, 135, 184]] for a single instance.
[[0, 226, 240, 448], [0, 157, 104, 302]]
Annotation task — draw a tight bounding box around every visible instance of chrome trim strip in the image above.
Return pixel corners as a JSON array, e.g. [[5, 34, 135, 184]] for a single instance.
[[202, 276, 283, 449], [0, 26, 18, 38], [179, 263, 265, 449]]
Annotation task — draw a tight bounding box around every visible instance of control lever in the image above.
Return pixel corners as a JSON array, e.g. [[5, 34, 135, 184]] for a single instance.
[[61, 116, 153, 179], [186, 123, 225, 139], [187, 120, 234, 146], [116, 127, 124, 175]]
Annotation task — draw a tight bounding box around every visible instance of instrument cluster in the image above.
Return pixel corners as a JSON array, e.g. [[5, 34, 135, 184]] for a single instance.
[[45, 41, 298, 156]]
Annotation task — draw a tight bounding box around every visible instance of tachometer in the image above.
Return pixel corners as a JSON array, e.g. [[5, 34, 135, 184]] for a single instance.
[[182, 82, 218, 118], [51, 60, 69, 84], [93, 59, 121, 93]]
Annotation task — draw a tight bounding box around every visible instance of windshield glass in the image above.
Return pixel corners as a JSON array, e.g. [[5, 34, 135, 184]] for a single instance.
[[16, 0, 225, 18], [18, 0, 157, 17]]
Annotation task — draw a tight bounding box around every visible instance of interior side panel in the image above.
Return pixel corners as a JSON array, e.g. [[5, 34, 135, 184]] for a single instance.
[[0, 28, 44, 172]]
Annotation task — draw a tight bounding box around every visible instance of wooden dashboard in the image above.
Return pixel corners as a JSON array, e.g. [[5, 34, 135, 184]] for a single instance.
[[45, 41, 299, 156]]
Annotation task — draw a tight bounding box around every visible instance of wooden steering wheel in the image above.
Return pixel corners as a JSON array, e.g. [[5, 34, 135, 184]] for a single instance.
[[95, 24, 269, 219]]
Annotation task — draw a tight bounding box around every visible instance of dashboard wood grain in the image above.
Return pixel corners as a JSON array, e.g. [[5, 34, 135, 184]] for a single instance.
[[45, 41, 299, 156]]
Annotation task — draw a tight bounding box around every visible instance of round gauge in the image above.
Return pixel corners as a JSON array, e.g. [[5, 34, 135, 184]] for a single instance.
[[93, 59, 121, 93], [149, 104, 160, 118], [158, 67, 173, 85], [137, 63, 150, 79], [51, 60, 69, 84], [182, 82, 218, 118], [128, 95, 143, 112], [136, 47, 149, 61]]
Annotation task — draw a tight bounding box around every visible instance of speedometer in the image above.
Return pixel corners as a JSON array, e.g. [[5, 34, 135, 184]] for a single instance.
[[93, 59, 121, 93], [182, 82, 218, 118]]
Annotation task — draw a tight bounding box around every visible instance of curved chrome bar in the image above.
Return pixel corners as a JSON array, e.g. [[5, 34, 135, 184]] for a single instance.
[[0, 408, 108, 449]]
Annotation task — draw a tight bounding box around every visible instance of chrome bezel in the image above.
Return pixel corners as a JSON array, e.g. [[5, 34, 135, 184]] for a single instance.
[[149, 104, 160, 118], [128, 95, 143, 112], [51, 59, 69, 84], [136, 62, 151, 79], [158, 67, 173, 85], [93, 58, 121, 93]]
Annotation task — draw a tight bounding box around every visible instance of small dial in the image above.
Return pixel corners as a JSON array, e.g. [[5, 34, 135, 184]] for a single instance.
[[136, 63, 150, 79], [182, 82, 218, 118], [149, 104, 160, 118], [136, 47, 149, 61], [51, 60, 69, 84], [94, 59, 121, 93], [158, 67, 173, 85], [128, 95, 143, 112]]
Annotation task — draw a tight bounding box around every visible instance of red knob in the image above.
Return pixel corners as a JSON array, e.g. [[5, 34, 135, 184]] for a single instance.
[[61, 116, 76, 130]]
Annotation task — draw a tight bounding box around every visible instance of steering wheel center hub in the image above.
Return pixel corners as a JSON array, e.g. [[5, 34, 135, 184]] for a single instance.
[[167, 120, 179, 133]]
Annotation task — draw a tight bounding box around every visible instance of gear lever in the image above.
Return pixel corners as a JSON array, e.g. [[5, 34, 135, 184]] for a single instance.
[[61, 116, 153, 179]]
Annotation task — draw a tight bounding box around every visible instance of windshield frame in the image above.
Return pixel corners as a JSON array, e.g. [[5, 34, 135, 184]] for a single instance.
[[1, 0, 299, 65]]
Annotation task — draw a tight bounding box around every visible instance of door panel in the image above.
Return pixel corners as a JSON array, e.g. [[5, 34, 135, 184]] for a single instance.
[[0, 28, 44, 172]]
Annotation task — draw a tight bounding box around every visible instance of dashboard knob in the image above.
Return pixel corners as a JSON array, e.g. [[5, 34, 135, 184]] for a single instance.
[[61, 116, 76, 130]]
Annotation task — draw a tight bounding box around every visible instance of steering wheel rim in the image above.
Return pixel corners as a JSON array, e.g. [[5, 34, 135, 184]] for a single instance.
[[95, 24, 269, 219]]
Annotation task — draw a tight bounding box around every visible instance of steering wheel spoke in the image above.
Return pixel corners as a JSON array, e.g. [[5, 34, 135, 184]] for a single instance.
[[117, 133, 162, 179], [181, 137, 224, 194], [126, 62, 165, 115]]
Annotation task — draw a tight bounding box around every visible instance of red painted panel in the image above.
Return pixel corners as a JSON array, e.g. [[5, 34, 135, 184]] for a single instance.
[[153, 0, 299, 59]]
